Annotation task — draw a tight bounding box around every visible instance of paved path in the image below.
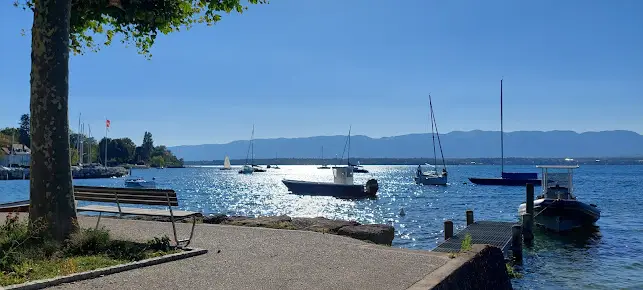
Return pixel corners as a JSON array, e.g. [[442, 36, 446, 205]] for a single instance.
[[6, 215, 451, 290]]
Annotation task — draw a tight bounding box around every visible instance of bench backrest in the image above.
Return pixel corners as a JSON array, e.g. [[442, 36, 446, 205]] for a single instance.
[[74, 186, 179, 207]]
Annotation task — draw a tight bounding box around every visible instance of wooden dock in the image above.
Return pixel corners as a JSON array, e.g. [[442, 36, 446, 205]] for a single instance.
[[433, 221, 517, 257]]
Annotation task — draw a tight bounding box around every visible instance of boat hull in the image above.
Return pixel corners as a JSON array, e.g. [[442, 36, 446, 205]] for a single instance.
[[124, 181, 156, 189], [519, 199, 600, 232], [282, 179, 378, 199], [415, 174, 447, 186], [469, 177, 542, 186]]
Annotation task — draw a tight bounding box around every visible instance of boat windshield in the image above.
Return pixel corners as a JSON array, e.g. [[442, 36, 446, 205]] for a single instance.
[[541, 168, 574, 198]]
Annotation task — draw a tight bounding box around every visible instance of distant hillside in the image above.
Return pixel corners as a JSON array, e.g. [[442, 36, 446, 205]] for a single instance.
[[169, 130, 643, 161]]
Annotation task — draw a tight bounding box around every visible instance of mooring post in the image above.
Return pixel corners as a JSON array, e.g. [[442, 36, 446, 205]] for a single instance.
[[522, 213, 534, 246], [526, 183, 535, 216], [466, 210, 474, 226], [444, 220, 454, 240], [511, 225, 523, 263]]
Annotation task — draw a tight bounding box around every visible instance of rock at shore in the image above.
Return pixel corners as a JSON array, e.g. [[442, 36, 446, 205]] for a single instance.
[[72, 166, 129, 179], [201, 214, 394, 245], [337, 224, 396, 246]]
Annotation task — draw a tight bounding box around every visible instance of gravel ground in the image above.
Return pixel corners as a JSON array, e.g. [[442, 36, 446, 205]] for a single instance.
[[3, 214, 449, 290]]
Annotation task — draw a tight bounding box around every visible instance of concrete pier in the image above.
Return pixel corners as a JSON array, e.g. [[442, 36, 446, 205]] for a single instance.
[[1, 214, 512, 290]]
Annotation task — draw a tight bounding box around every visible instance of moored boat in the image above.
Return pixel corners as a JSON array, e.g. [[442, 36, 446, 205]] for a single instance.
[[415, 164, 447, 186], [283, 166, 378, 199], [124, 177, 156, 188], [283, 126, 379, 199], [519, 165, 600, 232], [469, 79, 540, 186], [416, 94, 448, 186]]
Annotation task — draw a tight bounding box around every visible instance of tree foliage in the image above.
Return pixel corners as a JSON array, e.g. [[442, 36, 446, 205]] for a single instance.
[[19, 114, 30, 148], [140, 131, 154, 162], [14, 0, 268, 58], [150, 155, 165, 168]]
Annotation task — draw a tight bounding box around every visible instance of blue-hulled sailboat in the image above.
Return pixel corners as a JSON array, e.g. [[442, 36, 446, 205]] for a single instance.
[[468, 79, 541, 186]]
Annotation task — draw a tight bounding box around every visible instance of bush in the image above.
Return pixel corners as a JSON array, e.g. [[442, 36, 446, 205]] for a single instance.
[[1, 213, 176, 286]]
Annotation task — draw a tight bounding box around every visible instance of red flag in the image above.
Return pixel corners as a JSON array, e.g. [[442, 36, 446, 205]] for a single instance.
[[106, 119, 111, 129]]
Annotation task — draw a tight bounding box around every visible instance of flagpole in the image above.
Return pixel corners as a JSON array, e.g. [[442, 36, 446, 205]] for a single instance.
[[104, 119, 108, 167], [88, 124, 92, 164]]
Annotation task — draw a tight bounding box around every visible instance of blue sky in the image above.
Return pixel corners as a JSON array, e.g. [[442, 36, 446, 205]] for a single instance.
[[1, 0, 641, 146]]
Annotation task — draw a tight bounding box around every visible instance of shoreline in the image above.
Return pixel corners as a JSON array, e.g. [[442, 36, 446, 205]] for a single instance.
[[103, 213, 396, 246], [0, 166, 129, 180]]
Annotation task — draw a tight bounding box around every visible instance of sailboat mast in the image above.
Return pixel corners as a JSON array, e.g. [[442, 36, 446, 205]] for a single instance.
[[500, 79, 504, 173], [429, 95, 446, 170], [347, 126, 351, 166], [429, 95, 438, 167], [251, 124, 255, 165], [88, 124, 92, 164]]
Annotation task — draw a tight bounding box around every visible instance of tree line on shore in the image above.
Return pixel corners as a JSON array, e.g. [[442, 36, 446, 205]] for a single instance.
[[1, 114, 183, 168]]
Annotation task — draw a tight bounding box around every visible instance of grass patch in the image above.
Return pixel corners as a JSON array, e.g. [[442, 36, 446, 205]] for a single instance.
[[0, 213, 177, 287], [460, 233, 472, 252], [505, 263, 523, 279]]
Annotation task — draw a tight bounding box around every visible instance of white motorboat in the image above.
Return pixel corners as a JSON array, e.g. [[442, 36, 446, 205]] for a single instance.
[[519, 165, 600, 232], [124, 177, 156, 189], [283, 126, 379, 199]]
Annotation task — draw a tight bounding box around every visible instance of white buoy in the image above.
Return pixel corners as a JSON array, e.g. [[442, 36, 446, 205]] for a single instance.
[[399, 208, 406, 216]]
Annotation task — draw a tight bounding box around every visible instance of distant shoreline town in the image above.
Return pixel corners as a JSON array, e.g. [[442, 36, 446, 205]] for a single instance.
[[185, 157, 643, 166]]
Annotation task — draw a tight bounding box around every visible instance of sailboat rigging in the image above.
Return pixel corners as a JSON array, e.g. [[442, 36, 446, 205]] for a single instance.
[[318, 146, 330, 169], [415, 94, 448, 185], [468, 79, 541, 186]]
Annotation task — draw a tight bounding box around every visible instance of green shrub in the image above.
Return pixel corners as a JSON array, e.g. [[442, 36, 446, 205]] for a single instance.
[[460, 233, 472, 252], [1, 213, 176, 286]]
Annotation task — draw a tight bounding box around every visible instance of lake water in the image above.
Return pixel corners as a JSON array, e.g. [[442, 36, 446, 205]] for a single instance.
[[1, 165, 642, 289]]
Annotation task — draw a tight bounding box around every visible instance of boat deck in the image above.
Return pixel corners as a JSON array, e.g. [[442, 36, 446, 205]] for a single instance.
[[433, 221, 516, 257]]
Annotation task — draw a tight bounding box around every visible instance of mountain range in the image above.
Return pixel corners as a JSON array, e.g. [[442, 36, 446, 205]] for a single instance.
[[169, 130, 643, 161]]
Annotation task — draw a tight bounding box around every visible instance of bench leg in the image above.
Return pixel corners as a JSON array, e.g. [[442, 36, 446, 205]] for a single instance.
[[95, 212, 102, 229], [170, 216, 197, 248], [170, 217, 180, 248], [181, 216, 197, 248]]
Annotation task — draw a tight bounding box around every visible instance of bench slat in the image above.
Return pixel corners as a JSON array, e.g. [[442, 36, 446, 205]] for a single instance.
[[75, 196, 179, 207], [74, 186, 177, 198], [77, 205, 198, 217], [75, 193, 178, 203]]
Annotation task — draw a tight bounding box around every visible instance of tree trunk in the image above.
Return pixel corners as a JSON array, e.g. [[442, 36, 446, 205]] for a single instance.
[[29, 0, 77, 241]]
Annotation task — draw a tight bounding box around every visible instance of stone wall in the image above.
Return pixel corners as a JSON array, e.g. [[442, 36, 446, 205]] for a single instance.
[[408, 244, 513, 290]]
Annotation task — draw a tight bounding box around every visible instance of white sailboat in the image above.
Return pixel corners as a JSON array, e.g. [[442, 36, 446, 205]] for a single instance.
[[239, 125, 256, 174], [317, 146, 330, 169], [415, 94, 448, 186], [220, 155, 232, 170]]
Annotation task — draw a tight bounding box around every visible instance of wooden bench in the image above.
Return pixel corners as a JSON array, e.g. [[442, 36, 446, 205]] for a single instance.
[[74, 186, 199, 248]]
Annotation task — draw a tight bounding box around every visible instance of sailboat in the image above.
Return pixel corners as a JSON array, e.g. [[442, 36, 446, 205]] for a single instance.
[[468, 79, 541, 186], [239, 126, 255, 174], [317, 146, 330, 169], [220, 155, 232, 170], [272, 152, 280, 169], [415, 94, 448, 186], [282, 126, 379, 198]]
